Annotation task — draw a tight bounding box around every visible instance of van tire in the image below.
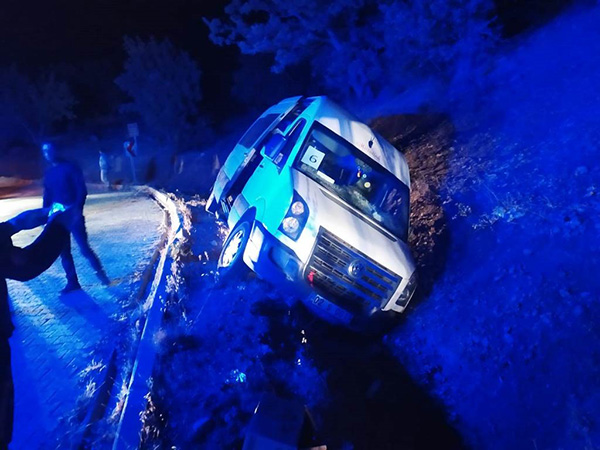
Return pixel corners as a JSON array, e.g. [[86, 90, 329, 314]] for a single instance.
[[216, 219, 251, 283]]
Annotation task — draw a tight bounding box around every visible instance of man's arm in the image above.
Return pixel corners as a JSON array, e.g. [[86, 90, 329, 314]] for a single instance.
[[0, 220, 69, 282], [7, 208, 49, 231]]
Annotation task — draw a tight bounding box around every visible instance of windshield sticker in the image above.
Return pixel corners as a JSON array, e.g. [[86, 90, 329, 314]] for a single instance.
[[301, 145, 325, 170], [316, 171, 335, 184]]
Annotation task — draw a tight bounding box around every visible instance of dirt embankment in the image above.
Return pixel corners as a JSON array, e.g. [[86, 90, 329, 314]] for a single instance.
[[371, 114, 454, 301]]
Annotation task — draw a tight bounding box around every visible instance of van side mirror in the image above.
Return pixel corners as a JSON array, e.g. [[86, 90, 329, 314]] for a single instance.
[[264, 132, 286, 160]]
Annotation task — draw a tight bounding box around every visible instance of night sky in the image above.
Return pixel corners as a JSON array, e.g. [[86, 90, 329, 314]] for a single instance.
[[0, 0, 238, 119], [1, 0, 575, 66], [0, 0, 231, 66], [0, 0, 575, 120]]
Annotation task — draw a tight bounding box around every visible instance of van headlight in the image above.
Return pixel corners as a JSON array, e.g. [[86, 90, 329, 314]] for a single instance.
[[290, 201, 305, 216], [395, 271, 417, 307], [279, 191, 309, 241], [282, 216, 300, 234]]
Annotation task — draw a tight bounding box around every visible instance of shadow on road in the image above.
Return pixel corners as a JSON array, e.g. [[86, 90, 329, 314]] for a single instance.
[[59, 290, 111, 330]]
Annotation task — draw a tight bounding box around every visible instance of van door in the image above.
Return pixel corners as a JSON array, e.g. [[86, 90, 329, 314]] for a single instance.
[[212, 97, 304, 212], [239, 118, 308, 232]]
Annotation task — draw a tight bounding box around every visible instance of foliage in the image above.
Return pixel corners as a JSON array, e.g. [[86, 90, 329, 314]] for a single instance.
[[115, 37, 203, 152], [0, 65, 76, 143], [381, 0, 497, 100], [205, 0, 497, 106], [231, 54, 310, 109], [52, 59, 125, 118], [205, 0, 376, 99]]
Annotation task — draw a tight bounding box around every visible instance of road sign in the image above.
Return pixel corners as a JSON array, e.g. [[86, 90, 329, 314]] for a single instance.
[[127, 123, 139, 138]]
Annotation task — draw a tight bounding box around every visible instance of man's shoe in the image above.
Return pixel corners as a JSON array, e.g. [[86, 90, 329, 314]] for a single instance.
[[97, 271, 110, 286], [61, 282, 81, 294]]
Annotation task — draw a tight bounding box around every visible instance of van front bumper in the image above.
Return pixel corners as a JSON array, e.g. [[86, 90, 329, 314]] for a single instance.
[[242, 223, 402, 330], [243, 222, 306, 289]]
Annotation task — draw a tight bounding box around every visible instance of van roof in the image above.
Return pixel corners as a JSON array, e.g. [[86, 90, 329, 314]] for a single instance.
[[305, 96, 411, 187]]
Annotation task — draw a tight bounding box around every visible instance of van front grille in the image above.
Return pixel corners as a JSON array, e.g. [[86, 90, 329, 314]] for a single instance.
[[305, 228, 401, 315]]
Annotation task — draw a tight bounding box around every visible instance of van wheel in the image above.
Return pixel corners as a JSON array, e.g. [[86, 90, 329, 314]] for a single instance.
[[216, 220, 251, 282]]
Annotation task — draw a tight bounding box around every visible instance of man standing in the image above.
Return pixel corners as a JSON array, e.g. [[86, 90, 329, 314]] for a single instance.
[[99, 150, 111, 190], [1, 208, 71, 450], [41, 143, 110, 293]]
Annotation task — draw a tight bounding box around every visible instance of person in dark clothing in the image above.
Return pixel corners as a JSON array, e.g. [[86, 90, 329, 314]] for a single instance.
[[42, 143, 110, 293], [0, 208, 72, 450]]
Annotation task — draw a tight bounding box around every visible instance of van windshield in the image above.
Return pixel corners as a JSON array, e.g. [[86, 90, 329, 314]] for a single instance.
[[294, 123, 409, 241]]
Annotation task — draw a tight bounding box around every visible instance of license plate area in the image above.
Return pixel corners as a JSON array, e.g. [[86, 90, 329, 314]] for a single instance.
[[311, 294, 353, 324]]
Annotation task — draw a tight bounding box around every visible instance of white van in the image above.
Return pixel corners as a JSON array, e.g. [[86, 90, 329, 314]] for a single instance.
[[206, 96, 417, 329]]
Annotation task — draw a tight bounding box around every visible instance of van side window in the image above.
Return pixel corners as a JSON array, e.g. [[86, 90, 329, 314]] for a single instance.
[[277, 98, 313, 132], [273, 119, 307, 168], [249, 98, 313, 153], [239, 113, 279, 149]]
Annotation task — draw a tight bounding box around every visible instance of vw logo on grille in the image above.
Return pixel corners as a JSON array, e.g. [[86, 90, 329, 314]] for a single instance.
[[348, 260, 365, 279]]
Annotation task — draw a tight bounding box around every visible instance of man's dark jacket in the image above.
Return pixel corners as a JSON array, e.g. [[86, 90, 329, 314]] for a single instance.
[[43, 160, 87, 210]]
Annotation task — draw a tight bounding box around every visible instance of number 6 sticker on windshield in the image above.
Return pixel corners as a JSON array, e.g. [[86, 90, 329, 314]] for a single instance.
[[301, 145, 325, 170]]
